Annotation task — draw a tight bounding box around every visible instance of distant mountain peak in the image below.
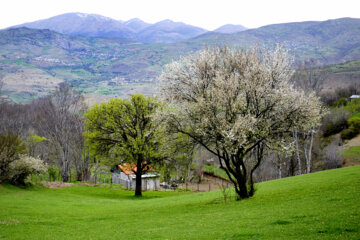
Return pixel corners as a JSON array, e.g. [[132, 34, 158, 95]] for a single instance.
[[9, 12, 207, 43], [76, 13, 88, 18], [214, 24, 247, 34], [125, 18, 144, 23], [157, 19, 174, 24]]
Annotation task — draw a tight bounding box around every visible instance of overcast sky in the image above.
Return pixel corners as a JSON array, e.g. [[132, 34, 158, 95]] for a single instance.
[[1, 0, 359, 30]]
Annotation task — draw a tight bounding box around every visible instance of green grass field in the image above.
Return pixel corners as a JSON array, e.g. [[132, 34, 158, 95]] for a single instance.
[[343, 146, 360, 162], [1, 166, 359, 239]]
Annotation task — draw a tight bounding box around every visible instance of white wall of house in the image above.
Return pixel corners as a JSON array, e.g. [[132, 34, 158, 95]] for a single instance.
[[112, 172, 160, 190]]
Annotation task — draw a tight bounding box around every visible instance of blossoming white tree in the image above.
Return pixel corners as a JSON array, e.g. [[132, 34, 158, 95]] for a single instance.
[[159, 46, 322, 199]]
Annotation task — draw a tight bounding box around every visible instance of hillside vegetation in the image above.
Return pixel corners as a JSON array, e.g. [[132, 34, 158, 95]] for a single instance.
[[0, 166, 359, 239], [1, 18, 360, 102]]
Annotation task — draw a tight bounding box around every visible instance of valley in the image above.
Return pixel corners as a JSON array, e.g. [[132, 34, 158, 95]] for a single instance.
[[1, 17, 360, 103]]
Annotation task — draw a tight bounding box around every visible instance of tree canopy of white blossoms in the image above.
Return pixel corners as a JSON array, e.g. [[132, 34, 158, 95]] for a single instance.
[[159, 46, 323, 199]]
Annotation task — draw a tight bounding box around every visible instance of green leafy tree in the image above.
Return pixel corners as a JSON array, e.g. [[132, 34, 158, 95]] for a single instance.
[[26, 134, 47, 157], [84, 94, 164, 196]]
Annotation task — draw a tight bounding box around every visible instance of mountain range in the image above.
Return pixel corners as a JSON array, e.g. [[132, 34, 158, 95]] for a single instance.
[[1, 16, 360, 103], [13, 13, 210, 43]]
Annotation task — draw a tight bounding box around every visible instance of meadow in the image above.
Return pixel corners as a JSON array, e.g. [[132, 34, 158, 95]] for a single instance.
[[0, 166, 359, 239]]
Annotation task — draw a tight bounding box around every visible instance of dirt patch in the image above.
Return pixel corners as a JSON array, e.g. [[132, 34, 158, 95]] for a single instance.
[[0, 219, 19, 225], [341, 134, 360, 166], [41, 181, 73, 189], [343, 134, 360, 148]]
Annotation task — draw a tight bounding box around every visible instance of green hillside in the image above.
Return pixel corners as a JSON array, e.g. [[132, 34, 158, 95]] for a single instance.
[[1, 17, 360, 102], [0, 166, 359, 239], [192, 18, 360, 63]]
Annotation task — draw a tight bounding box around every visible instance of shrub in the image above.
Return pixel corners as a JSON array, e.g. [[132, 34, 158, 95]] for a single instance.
[[48, 166, 58, 181], [8, 155, 47, 185], [333, 98, 348, 107], [0, 134, 26, 183], [348, 117, 360, 131], [341, 129, 358, 140], [341, 117, 360, 140], [323, 139, 342, 169], [321, 108, 350, 137]]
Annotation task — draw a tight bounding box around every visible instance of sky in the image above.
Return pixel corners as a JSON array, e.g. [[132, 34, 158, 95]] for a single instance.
[[1, 0, 359, 30]]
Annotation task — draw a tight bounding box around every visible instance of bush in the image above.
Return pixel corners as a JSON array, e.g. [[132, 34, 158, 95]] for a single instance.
[[8, 155, 47, 185], [333, 98, 348, 107], [341, 129, 358, 140], [341, 117, 360, 140], [321, 108, 350, 137], [48, 166, 58, 181], [348, 117, 360, 131], [0, 134, 26, 183], [323, 139, 342, 169]]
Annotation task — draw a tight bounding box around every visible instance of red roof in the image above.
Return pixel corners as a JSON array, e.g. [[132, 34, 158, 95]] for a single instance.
[[118, 162, 154, 175]]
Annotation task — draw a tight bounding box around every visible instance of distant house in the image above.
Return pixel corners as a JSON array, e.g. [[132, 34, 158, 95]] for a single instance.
[[111, 163, 160, 191], [350, 95, 360, 101]]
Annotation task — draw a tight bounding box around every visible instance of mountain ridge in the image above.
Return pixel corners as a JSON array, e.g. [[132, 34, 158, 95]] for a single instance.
[[1, 17, 360, 102], [11, 12, 208, 44]]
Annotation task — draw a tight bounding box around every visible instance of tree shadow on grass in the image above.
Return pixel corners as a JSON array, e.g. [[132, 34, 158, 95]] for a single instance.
[[57, 185, 184, 201]]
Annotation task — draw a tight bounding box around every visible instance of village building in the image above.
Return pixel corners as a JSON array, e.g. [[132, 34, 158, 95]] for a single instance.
[[350, 95, 360, 102], [111, 163, 160, 191]]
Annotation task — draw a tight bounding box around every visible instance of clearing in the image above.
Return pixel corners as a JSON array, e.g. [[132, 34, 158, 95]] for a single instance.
[[0, 166, 359, 239]]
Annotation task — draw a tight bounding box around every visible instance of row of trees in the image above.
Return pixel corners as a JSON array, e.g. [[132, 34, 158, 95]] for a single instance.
[[84, 46, 323, 199], [1, 46, 323, 199], [0, 82, 89, 183]]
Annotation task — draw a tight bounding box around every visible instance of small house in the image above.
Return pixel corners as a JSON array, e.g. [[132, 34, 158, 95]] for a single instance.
[[111, 163, 160, 191], [350, 95, 360, 102]]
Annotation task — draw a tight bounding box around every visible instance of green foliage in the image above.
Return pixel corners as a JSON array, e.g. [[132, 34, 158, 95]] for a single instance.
[[0, 134, 27, 183], [341, 117, 360, 140], [333, 98, 348, 107], [160, 132, 196, 182], [0, 166, 359, 239], [84, 94, 163, 163], [341, 128, 358, 140], [344, 101, 360, 113], [27, 135, 47, 144], [348, 117, 360, 131], [84, 94, 167, 195], [350, 112, 360, 119], [202, 164, 229, 181], [47, 166, 58, 182]]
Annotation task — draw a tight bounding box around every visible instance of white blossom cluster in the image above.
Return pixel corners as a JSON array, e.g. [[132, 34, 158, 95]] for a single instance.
[[7, 155, 47, 183], [159, 46, 323, 156]]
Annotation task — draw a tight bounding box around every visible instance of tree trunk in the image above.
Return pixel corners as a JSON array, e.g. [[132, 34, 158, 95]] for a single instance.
[[277, 152, 283, 179], [61, 148, 69, 182], [76, 171, 82, 181], [305, 128, 314, 174], [135, 159, 143, 196], [218, 152, 250, 200], [293, 130, 302, 175], [236, 175, 249, 199]]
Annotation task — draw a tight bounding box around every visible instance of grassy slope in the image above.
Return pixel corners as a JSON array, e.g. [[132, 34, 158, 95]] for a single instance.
[[0, 166, 359, 240]]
